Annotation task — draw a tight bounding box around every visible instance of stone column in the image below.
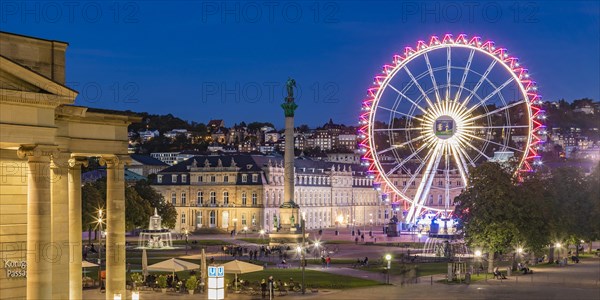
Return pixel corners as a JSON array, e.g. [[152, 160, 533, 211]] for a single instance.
[[17, 145, 55, 299], [50, 153, 70, 299], [68, 156, 88, 300], [100, 155, 128, 300], [283, 115, 295, 204]]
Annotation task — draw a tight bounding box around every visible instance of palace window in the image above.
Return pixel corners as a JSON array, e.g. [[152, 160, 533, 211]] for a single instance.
[[242, 174, 248, 183], [209, 211, 216, 225], [211, 175, 216, 183], [198, 175, 203, 182], [197, 191, 203, 205], [157, 175, 163, 183], [242, 192, 247, 206], [403, 181, 406, 186], [457, 181, 461, 186], [223, 191, 229, 205], [171, 192, 176, 205], [172, 174, 177, 182], [252, 193, 257, 206], [181, 213, 186, 224], [224, 175, 229, 183], [196, 211, 202, 228], [182, 175, 187, 183], [429, 195, 433, 204], [241, 213, 247, 225], [181, 192, 187, 206], [252, 213, 256, 225], [210, 191, 216, 205], [438, 195, 443, 205], [438, 180, 443, 187], [252, 174, 258, 182]]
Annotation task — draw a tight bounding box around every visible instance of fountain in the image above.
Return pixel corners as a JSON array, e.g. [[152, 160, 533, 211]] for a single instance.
[[137, 208, 175, 249], [418, 214, 472, 259]]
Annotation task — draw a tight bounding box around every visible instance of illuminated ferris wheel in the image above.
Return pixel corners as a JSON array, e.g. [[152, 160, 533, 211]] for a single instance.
[[358, 34, 545, 224]]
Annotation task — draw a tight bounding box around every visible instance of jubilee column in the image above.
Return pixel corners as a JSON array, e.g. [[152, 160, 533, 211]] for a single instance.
[[281, 77, 298, 207]]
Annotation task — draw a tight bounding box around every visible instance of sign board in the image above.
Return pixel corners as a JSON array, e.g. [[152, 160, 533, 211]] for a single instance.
[[208, 265, 225, 300]]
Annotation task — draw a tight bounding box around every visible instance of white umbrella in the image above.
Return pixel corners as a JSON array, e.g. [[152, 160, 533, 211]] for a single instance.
[[147, 258, 200, 277], [222, 260, 264, 290], [82, 260, 98, 268], [142, 249, 148, 280]]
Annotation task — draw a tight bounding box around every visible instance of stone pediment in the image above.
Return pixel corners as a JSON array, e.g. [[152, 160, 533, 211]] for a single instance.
[[0, 55, 77, 106]]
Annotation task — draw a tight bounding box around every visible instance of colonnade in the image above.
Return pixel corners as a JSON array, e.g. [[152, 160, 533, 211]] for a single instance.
[[17, 145, 129, 300]]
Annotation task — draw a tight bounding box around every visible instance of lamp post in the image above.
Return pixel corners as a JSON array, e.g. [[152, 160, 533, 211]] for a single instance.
[[301, 217, 306, 294], [96, 209, 104, 291], [184, 229, 189, 255], [385, 254, 392, 284], [233, 218, 238, 237], [474, 250, 482, 275], [555, 243, 562, 262], [243, 226, 248, 238]]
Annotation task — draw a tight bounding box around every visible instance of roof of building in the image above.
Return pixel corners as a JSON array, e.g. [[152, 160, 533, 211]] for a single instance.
[[131, 154, 169, 166], [82, 168, 146, 183]]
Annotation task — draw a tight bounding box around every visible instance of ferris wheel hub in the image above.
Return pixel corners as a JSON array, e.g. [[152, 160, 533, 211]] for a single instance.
[[434, 116, 456, 140]]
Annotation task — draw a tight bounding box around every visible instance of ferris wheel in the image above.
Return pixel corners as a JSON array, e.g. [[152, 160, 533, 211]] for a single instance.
[[358, 34, 545, 224]]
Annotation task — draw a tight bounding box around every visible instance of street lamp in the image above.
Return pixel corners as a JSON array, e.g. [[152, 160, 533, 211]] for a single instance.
[[95, 208, 105, 291], [555, 242, 562, 262], [233, 218, 238, 237], [474, 250, 482, 275], [184, 229, 189, 255], [243, 226, 248, 238], [385, 254, 392, 284]]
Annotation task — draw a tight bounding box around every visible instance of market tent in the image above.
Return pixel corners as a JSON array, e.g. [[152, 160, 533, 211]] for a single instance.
[[222, 260, 264, 289], [147, 258, 199, 277]]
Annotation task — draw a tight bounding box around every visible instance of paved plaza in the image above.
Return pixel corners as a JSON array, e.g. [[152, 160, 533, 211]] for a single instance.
[[81, 229, 600, 300]]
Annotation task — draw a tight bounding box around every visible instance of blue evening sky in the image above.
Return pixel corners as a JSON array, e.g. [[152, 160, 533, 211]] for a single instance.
[[1, 1, 598, 128]]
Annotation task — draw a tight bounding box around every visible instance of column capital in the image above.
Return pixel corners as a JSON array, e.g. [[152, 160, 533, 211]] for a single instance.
[[99, 154, 131, 168], [17, 144, 59, 160], [68, 156, 89, 168]]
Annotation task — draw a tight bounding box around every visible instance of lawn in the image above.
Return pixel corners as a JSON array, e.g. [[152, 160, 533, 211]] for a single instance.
[[228, 268, 382, 289]]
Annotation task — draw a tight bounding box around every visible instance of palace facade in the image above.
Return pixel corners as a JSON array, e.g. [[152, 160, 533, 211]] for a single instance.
[[152, 154, 389, 233]]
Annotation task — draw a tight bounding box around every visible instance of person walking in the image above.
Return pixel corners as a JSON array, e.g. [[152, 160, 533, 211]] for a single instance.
[[321, 256, 326, 268], [325, 255, 331, 268]]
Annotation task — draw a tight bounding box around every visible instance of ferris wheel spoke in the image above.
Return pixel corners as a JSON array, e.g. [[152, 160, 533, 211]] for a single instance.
[[463, 77, 515, 116], [463, 132, 525, 153], [376, 134, 427, 156], [463, 99, 527, 123], [404, 67, 439, 114], [386, 142, 431, 176], [449, 143, 469, 185], [462, 60, 497, 107], [406, 143, 444, 223], [387, 84, 429, 114], [376, 105, 425, 121], [462, 125, 529, 130], [454, 49, 475, 102], [373, 127, 424, 132], [446, 46, 451, 100], [423, 53, 442, 102], [401, 148, 435, 194], [458, 138, 492, 162]]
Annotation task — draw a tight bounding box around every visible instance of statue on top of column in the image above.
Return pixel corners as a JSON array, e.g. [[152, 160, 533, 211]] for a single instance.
[[282, 77, 298, 117], [286, 77, 296, 100]]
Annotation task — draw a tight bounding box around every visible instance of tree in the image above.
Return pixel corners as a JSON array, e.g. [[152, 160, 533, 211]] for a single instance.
[[133, 180, 177, 229], [454, 162, 520, 272]]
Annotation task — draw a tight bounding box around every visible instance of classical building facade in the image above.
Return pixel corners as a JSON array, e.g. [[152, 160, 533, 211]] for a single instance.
[[152, 154, 390, 233], [0, 32, 137, 300]]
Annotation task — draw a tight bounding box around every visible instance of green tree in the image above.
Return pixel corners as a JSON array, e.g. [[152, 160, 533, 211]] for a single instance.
[[133, 180, 177, 229], [454, 162, 520, 272]]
